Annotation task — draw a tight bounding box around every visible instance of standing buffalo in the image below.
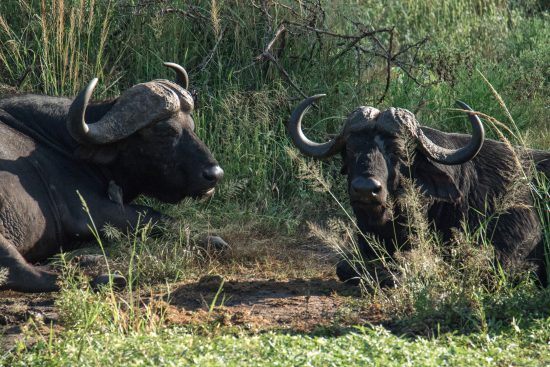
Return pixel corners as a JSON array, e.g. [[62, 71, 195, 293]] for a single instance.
[[0, 63, 223, 292], [287, 95, 549, 286]]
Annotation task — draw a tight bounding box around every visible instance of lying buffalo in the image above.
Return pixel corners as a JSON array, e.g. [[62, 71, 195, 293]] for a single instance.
[[288, 95, 549, 286], [0, 63, 223, 292]]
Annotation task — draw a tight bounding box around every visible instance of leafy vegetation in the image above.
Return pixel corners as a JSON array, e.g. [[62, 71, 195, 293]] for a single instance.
[[0, 0, 548, 365], [5, 322, 550, 366]]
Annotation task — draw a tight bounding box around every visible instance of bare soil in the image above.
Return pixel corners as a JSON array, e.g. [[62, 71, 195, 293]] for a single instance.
[[0, 239, 381, 350], [163, 276, 372, 332], [0, 291, 60, 350]]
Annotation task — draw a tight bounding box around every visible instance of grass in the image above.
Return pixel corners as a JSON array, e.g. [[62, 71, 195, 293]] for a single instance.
[[0, 0, 549, 365], [4, 321, 550, 366]]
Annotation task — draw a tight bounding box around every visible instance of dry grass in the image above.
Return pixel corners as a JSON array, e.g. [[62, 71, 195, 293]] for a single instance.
[[289, 84, 548, 332], [0, 267, 7, 287]]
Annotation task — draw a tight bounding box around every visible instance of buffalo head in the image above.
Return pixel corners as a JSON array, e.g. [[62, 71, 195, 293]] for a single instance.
[[287, 95, 484, 226], [67, 62, 223, 202]]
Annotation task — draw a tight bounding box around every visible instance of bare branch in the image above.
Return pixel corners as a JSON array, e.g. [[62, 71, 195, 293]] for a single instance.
[[258, 24, 287, 58], [378, 28, 395, 104], [192, 27, 225, 73]]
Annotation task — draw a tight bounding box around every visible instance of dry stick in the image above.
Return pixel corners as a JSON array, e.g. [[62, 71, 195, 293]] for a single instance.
[[333, 28, 393, 61], [157, 6, 209, 22], [282, 20, 397, 103], [285, 20, 392, 40], [259, 24, 287, 58], [356, 36, 428, 87], [378, 28, 394, 104], [269, 0, 301, 17], [235, 24, 287, 74], [253, 24, 312, 101], [192, 26, 225, 73], [257, 1, 275, 77]]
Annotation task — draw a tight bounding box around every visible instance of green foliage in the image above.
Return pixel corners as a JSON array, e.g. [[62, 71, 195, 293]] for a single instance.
[[0, 1, 548, 365], [1, 0, 547, 209], [4, 321, 550, 366]]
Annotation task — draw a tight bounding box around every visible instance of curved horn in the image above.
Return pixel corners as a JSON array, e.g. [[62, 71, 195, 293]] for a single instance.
[[287, 94, 345, 158], [163, 62, 189, 90], [67, 78, 98, 144], [415, 100, 485, 165], [68, 79, 181, 145]]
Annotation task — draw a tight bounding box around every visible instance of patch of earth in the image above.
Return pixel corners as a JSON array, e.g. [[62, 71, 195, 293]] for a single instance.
[[0, 241, 382, 349], [163, 276, 383, 332], [0, 291, 60, 351]]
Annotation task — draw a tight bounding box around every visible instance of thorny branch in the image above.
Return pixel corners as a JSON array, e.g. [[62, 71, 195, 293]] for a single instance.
[[248, 1, 427, 104], [141, 0, 428, 104]]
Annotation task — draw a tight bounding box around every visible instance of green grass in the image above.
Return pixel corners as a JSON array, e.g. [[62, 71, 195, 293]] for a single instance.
[[0, 0, 549, 365], [4, 321, 549, 366]]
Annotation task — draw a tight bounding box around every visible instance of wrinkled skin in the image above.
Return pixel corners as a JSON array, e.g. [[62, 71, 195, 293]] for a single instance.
[[0, 72, 223, 292], [338, 119, 548, 287]]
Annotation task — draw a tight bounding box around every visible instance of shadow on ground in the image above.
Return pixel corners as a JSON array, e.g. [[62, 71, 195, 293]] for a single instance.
[[162, 277, 380, 332]]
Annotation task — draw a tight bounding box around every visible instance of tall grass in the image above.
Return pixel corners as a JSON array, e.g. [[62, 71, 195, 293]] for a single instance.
[[0, 267, 7, 287], [0, 1, 548, 363], [300, 77, 550, 333], [0, 0, 547, 215]]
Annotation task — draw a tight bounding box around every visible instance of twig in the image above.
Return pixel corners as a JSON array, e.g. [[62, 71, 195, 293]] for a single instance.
[[334, 28, 393, 61], [255, 25, 310, 99], [258, 24, 287, 58], [285, 20, 392, 40], [262, 52, 309, 100], [192, 27, 225, 73], [378, 28, 394, 104], [156, 6, 209, 22]]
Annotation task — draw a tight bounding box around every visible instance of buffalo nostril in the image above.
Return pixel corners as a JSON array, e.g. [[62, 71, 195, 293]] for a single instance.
[[203, 165, 224, 182], [351, 177, 382, 197], [365, 178, 382, 194]]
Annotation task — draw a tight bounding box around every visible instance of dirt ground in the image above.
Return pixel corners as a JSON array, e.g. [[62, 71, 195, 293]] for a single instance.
[[0, 240, 381, 350], [163, 276, 370, 332]]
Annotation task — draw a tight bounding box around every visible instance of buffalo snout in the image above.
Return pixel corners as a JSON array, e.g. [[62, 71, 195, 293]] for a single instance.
[[350, 176, 385, 205], [202, 165, 224, 183]]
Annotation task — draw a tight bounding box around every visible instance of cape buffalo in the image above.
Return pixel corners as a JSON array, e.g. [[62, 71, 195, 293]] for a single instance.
[[287, 95, 549, 286], [0, 62, 223, 292]]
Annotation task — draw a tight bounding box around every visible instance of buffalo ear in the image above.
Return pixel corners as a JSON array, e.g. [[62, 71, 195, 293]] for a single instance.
[[412, 155, 461, 202], [74, 144, 119, 165]]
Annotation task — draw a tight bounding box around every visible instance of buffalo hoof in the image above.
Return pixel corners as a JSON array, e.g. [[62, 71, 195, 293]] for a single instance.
[[197, 235, 230, 254], [90, 273, 127, 292], [336, 260, 361, 286]]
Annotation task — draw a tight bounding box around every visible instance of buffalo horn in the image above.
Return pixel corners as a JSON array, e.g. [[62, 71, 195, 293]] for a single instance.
[[68, 78, 180, 145], [415, 101, 485, 165], [287, 95, 345, 158], [66, 78, 98, 144], [163, 62, 189, 90]]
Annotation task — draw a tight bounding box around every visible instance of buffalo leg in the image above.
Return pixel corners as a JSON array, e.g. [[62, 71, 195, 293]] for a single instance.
[[85, 198, 166, 232], [0, 234, 59, 292]]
